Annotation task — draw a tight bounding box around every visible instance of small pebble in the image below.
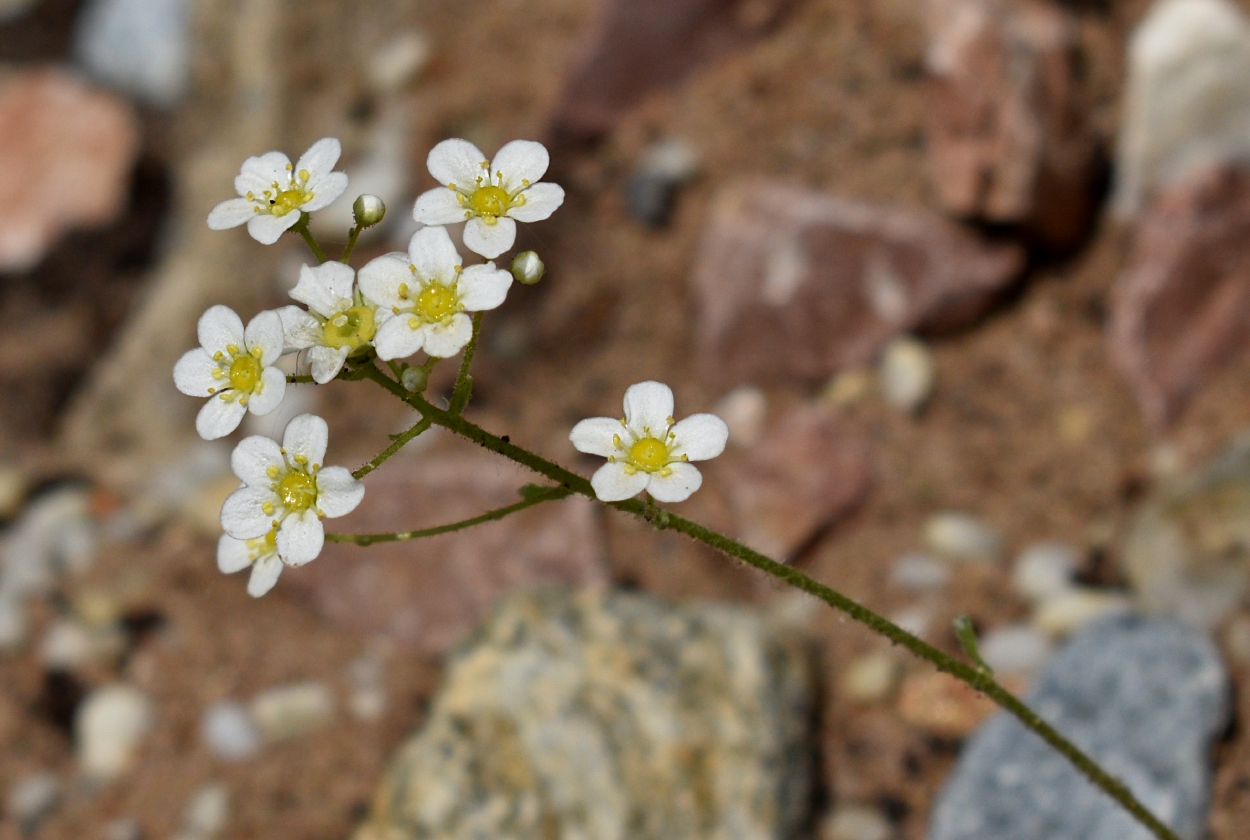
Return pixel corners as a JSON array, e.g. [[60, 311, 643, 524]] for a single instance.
[[74, 0, 193, 107], [1224, 614, 1250, 664], [842, 652, 902, 704], [103, 816, 141, 840], [180, 783, 229, 839], [924, 512, 1001, 563], [714, 385, 768, 448], [7, 772, 60, 833], [250, 682, 334, 743], [823, 804, 893, 840], [897, 671, 997, 738], [1012, 542, 1079, 603], [75, 684, 153, 781], [890, 605, 933, 640], [0, 462, 26, 519], [625, 139, 699, 228], [201, 701, 261, 760], [978, 623, 1054, 677], [878, 336, 934, 413], [40, 618, 125, 668], [890, 553, 950, 592], [366, 31, 430, 94], [347, 656, 387, 722], [1032, 587, 1131, 637], [823, 368, 874, 408]]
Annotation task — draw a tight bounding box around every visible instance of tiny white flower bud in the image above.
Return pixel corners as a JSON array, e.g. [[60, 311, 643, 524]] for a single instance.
[[353, 194, 387, 228], [401, 366, 427, 392], [510, 251, 545, 285]]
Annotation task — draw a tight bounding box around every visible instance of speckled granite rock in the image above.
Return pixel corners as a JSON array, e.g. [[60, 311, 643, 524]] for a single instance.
[[927, 614, 1229, 840], [355, 588, 814, 840]]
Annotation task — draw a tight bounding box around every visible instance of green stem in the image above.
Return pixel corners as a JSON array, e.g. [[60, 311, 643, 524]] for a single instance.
[[291, 212, 328, 264], [286, 374, 315, 384], [449, 312, 485, 415], [326, 485, 571, 546], [341, 225, 363, 263], [352, 361, 1180, 840], [352, 416, 433, 480]]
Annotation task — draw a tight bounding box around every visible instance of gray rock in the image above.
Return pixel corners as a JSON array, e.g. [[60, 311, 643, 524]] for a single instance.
[[201, 701, 261, 761], [7, 772, 60, 834], [927, 614, 1229, 840], [74, 0, 193, 107], [625, 140, 699, 228], [355, 588, 813, 840]]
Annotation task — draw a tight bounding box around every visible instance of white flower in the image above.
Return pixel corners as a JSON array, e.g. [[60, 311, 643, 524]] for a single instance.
[[220, 414, 364, 567], [173, 306, 287, 440], [570, 381, 729, 503], [413, 138, 565, 259], [207, 138, 349, 245], [217, 530, 285, 598], [358, 225, 512, 360], [275, 262, 388, 384]]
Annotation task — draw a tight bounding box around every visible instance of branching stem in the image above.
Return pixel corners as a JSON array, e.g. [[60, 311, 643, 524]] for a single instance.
[[291, 212, 328, 264]]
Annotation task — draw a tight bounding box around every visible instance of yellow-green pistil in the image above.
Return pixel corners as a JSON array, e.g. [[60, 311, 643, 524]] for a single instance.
[[228, 353, 261, 392], [210, 344, 265, 404], [398, 279, 461, 329], [278, 470, 317, 511], [610, 424, 688, 478], [323, 305, 377, 350], [454, 167, 530, 225], [247, 166, 314, 216]]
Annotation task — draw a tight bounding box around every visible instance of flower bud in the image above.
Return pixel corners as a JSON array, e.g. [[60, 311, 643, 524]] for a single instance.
[[353, 195, 387, 228], [401, 366, 427, 393], [510, 251, 545, 285]]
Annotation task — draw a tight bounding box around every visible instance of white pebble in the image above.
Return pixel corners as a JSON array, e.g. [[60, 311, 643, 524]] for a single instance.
[[103, 817, 141, 840], [7, 772, 60, 831], [1033, 587, 1131, 637], [878, 336, 934, 413], [40, 619, 125, 669], [181, 783, 229, 839], [250, 682, 334, 743], [366, 31, 431, 94], [201, 701, 261, 760], [714, 386, 768, 448], [890, 553, 950, 592], [73, 0, 193, 107], [75, 684, 153, 781], [842, 653, 902, 704], [924, 512, 1001, 563], [1012, 542, 1079, 603], [978, 623, 1054, 677], [824, 804, 893, 840], [890, 605, 933, 640]]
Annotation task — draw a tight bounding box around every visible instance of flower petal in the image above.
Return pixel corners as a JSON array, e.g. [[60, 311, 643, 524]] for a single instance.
[[291, 262, 355, 317], [623, 381, 674, 437], [421, 313, 473, 358], [669, 414, 729, 462], [173, 349, 218, 397], [221, 486, 278, 539], [282, 413, 328, 468], [413, 187, 466, 225], [247, 554, 284, 597], [198, 305, 245, 357], [408, 225, 462, 282], [357, 253, 412, 308], [570, 417, 628, 458], [208, 198, 256, 230], [590, 462, 650, 502], [217, 534, 255, 574], [245, 309, 285, 366], [457, 264, 512, 312], [427, 138, 488, 189], [236, 151, 291, 196], [303, 171, 348, 212], [308, 345, 349, 384], [231, 434, 285, 487], [276, 305, 321, 351], [295, 137, 342, 181], [247, 210, 301, 245], [247, 367, 287, 416], [315, 466, 364, 518], [462, 216, 516, 259], [196, 395, 248, 440], [646, 462, 703, 503], [373, 316, 425, 360], [491, 140, 550, 192], [277, 510, 324, 566], [508, 182, 565, 223]]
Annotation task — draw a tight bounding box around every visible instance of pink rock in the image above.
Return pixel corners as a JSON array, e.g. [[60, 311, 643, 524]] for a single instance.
[[923, 0, 1097, 248], [710, 403, 871, 560], [292, 437, 607, 654], [692, 181, 1025, 385], [0, 68, 140, 272], [1110, 165, 1250, 427], [550, 0, 797, 142]]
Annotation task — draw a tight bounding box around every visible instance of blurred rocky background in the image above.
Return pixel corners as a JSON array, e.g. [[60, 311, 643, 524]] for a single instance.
[[0, 0, 1249, 838]]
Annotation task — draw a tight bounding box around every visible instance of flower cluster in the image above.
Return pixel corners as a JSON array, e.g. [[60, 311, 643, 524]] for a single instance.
[[180, 136, 726, 598]]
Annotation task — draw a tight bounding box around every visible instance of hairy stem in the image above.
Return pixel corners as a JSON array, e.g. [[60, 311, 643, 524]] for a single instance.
[[352, 416, 433, 480], [341, 225, 362, 263], [326, 485, 571, 546], [354, 362, 1179, 840], [291, 212, 328, 264], [449, 312, 485, 415]]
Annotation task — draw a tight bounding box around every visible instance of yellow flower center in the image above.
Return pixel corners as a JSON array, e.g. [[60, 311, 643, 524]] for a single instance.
[[416, 283, 458, 321], [628, 437, 670, 473], [228, 354, 262, 392], [271, 187, 312, 216], [469, 185, 509, 217], [277, 471, 317, 512], [323, 305, 377, 350]]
